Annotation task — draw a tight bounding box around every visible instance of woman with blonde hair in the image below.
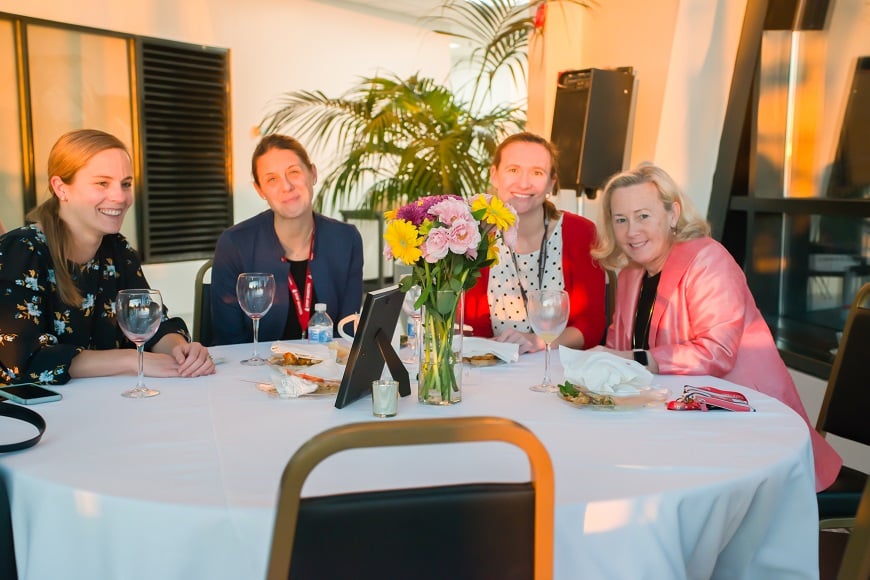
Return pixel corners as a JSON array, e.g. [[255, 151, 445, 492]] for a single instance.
[[0, 129, 214, 385], [592, 162, 841, 491]]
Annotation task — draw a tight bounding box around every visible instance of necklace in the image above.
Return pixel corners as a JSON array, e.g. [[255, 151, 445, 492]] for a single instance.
[[510, 209, 550, 308]]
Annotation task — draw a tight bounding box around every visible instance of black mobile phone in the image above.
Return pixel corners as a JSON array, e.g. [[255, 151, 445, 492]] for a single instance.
[[0, 383, 63, 405]]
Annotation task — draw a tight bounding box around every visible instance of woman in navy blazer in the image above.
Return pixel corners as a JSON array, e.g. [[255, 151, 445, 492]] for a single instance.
[[210, 135, 363, 346]]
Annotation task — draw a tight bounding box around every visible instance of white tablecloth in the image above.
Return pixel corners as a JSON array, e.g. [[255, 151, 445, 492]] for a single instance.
[[0, 342, 819, 579]]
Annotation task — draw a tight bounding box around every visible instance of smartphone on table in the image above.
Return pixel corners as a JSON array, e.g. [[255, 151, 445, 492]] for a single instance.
[[0, 383, 63, 405]]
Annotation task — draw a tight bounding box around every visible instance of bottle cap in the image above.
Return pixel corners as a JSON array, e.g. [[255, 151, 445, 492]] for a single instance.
[[314, 303, 326, 312]]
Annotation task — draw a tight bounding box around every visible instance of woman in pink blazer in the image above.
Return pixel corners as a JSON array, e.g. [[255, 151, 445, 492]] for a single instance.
[[592, 163, 841, 492]]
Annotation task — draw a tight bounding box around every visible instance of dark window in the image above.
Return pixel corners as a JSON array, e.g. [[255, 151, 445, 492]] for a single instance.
[[136, 38, 232, 262], [709, 0, 870, 380]]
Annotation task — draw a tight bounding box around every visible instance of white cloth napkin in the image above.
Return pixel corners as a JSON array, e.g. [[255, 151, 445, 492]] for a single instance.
[[270, 342, 345, 381], [269, 373, 319, 398], [558, 346, 653, 394], [462, 337, 520, 364]]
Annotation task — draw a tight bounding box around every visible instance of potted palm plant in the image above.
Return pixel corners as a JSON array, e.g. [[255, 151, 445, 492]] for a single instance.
[[259, 0, 594, 212]]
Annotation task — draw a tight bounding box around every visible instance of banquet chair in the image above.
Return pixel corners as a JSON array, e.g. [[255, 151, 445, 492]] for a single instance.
[[816, 282, 870, 530], [820, 476, 870, 580], [266, 416, 554, 580], [193, 259, 214, 346]]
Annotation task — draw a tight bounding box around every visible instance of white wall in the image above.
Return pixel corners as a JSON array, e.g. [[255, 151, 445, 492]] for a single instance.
[[0, 0, 452, 328]]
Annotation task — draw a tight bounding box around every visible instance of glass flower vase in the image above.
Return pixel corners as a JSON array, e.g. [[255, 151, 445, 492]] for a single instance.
[[417, 290, 463, 405]]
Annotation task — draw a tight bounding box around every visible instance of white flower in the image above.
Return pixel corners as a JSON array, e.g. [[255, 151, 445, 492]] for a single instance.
[[81, 294, 95, 310], [38, 370, 55, 383]]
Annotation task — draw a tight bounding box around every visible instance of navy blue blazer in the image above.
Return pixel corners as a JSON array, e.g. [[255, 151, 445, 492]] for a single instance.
[[210, 210, 363, 345]]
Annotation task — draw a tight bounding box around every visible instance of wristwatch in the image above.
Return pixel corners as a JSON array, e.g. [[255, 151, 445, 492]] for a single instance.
[[632, 349, 648, 366]]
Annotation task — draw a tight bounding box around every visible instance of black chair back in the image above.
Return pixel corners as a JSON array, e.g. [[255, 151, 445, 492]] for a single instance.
[[266, 417, 554, 580], [818, 282, 870, 445]]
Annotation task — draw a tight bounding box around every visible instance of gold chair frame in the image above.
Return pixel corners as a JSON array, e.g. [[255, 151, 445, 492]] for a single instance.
[[266, 416, 555, 580]]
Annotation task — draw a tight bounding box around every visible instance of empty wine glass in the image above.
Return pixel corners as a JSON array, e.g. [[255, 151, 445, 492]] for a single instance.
[[236, 273, 276, 366], [115, 289, 164, 398], [527, 289, 570, 393], [401, 285, 422, 364]]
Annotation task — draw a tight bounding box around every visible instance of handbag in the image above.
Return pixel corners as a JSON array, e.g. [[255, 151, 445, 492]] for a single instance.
[[0, 402, 46, 452]]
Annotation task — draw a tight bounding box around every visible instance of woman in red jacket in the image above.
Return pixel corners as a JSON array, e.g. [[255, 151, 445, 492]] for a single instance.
[[464, 132, 606, 353]]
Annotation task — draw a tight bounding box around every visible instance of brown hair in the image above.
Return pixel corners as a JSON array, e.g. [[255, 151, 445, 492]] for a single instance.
[[592, 162, 711, 270], [491, 131, 561, 220], [251, 134, 314, 186], [26, 129, 130, 306]]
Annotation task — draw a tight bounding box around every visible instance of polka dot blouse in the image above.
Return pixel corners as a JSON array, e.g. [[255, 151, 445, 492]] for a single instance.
[[487, 214, 565, 335]]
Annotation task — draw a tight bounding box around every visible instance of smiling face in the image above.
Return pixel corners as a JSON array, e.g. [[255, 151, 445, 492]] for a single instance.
[[489, 141, 556, 218], [253, 147, 317, 221], [610, 181, 681, 275], [53, 147, 133, 242]]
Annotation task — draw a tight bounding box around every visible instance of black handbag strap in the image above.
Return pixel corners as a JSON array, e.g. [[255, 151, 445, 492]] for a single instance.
[[0, 402, 46, 453]]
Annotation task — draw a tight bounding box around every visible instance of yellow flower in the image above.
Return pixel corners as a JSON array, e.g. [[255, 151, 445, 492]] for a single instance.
[[471, 195, 516, 231], [486, 235, 500, 263], [383, 209, 397, 221], [384, 219, 423, 265]]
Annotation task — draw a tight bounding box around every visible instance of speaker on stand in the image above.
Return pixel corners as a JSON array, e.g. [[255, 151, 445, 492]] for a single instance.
[[550, 67, 635, 201]]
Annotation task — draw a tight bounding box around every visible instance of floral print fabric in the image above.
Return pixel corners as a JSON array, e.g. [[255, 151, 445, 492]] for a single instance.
[[0, 225, 188, 384]]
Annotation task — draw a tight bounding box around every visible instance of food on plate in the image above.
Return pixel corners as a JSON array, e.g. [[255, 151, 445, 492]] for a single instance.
[[558, 381, 615, 406], [462, 353, 502, 367], [271, 352, 323, 367], [328, 340, 351, 364]]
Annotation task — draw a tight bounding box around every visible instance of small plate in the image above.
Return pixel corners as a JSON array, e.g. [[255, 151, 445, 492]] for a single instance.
[[462, 354, 505, 367], [256, 382, 338, 399], [556, 387, 667, 410]]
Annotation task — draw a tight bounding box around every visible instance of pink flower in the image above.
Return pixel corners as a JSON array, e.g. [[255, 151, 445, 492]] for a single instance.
[[447, 219, 481, 257], [429, 198, 472, 226], [422, 227, 450, 263]]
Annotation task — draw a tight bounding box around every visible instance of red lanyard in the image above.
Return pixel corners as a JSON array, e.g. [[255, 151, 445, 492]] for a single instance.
[[284, 223, 316, 330]]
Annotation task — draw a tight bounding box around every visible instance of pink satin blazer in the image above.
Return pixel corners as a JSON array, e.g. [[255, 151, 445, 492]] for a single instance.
[[607, 237, 841, 491]]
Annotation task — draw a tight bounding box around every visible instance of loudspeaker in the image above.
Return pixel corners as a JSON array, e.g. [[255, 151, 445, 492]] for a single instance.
[[550, 67, 635, 198]]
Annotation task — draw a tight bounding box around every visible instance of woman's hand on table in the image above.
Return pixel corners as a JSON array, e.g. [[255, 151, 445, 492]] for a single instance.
[[152, 334, 216, 377], [494, 329, 545, 354]]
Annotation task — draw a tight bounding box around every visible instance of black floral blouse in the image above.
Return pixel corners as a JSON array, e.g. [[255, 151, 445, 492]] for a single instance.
[[0, 225, 189, 385]]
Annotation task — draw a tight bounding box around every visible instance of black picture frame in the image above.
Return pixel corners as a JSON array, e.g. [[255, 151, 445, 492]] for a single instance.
[[334, 285, 410, 409]]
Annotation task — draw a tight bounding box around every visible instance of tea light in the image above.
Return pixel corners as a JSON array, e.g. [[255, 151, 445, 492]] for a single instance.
[[371, 379, 399, 418]]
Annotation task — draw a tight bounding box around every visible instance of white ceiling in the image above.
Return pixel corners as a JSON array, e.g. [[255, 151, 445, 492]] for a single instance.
[[315, 0, 448, 23]]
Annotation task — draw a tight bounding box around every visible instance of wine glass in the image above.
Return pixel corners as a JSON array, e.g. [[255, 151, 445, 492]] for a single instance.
[[236, 273, 276, 366], [527, 289, 570, 393], [401, 285, 422, 364], [115, 289, 164, 398]]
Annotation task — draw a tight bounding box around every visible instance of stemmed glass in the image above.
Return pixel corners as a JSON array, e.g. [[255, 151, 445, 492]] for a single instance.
[[527, 289, 570, 393], [236, 273, 276, 366], [116, 289, 164, 398], [401, 285, 422, 364]]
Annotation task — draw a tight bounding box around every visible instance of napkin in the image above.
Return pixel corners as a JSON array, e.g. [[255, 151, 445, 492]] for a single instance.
[[269, 372, 319, 398], [271, 342, 345, 381], [558, 346, 653, 394], [462, 337, 520, 364]]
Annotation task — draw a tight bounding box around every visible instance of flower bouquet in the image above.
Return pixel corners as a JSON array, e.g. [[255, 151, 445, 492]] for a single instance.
[[384, 194, 517, 404]]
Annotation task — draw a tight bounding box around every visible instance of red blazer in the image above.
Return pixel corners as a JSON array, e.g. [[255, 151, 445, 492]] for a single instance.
[[464, 212, 606, 348], [607, 237, 842, 491]]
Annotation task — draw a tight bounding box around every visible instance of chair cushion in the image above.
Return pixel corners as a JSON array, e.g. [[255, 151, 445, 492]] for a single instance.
[[289, 482, 535, 580], [818, 465, 868, 519]]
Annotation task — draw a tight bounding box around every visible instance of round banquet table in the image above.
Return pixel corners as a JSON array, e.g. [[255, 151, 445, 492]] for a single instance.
[[0, 342, 819, 579]]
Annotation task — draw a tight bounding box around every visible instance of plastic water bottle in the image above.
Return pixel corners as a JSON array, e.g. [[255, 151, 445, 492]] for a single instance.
[[308, 303, 333, 344]]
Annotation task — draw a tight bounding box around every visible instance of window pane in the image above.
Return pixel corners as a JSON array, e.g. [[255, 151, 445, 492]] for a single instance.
[[26, 25, 137, 245], [0, 19, 24, 233]]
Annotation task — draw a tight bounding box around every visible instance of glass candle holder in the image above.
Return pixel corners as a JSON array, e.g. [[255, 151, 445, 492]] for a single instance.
[[372, 379, 399, 418]]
